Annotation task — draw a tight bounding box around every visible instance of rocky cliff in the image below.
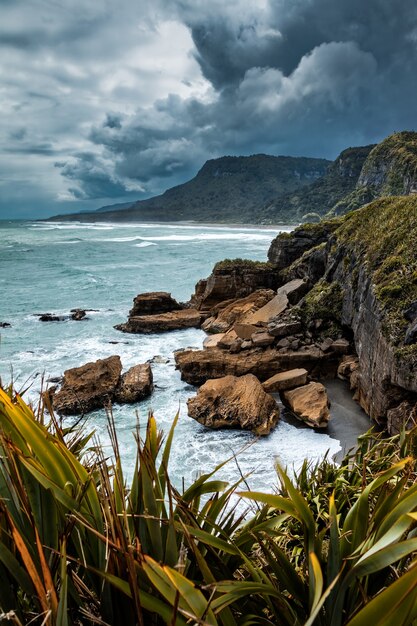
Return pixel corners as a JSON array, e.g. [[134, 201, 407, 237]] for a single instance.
[[268, 196, 417, 431]]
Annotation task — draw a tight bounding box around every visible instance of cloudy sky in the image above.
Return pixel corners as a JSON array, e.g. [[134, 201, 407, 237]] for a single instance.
[[1, 0, 417, 219]]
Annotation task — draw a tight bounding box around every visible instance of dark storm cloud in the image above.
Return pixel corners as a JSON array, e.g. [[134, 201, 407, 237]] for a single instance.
[[2, 0, 417, 216], [60, 0, 417, 201]]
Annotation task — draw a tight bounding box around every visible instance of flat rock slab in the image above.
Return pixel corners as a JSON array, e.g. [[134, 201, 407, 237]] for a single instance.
[[175, 346, 330, 387], [262, 368, 308, 392], [203, 333, 225, 349], [244, 293, 289, 325], [277, 279, 308, 304], [187, 374, 280, 435], [282, 382, 330, 428], [115, 309, 202, 333], [234, 323, 260, 340]]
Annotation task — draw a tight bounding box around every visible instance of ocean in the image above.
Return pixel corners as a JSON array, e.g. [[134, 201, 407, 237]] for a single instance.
[[0, 219, 341, 492]]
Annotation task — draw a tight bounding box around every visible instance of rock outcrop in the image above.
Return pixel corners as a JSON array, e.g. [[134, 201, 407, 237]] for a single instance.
[[175, 346, 335, 387], [202, 289, 276, 334], [190, 260, 279, 311], [187, 374, 280, 435], [268, 222, 338, 270], [115, 291, 202, 333], [129, 292, 182, 316], [282, 382, 330, 428], [51, 356, 153, 415]]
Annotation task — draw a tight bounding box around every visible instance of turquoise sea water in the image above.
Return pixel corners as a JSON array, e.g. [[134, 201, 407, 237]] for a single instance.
[[0, 220, 340, 491]]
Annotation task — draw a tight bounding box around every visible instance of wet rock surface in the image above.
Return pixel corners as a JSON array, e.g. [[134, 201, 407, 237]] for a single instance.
[[51, 355, 153, 415], [187, 374, 280, 435]]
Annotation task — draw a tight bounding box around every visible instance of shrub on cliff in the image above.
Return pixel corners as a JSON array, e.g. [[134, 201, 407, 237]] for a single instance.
[[2, 387, 417, 625]]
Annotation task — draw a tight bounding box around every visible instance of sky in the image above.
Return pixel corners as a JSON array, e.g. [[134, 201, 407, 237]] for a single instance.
[[1, 0, 417, 219]]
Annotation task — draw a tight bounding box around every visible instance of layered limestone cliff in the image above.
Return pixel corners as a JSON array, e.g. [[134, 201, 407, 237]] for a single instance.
[[268, 196, 417, 431]]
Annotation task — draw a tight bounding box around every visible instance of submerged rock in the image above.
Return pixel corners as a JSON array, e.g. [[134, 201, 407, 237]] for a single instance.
[[282, 382, 330, 428], [187, 374, 280, 435], [0, 322, 11, 328], [38, 313, 66, 322]]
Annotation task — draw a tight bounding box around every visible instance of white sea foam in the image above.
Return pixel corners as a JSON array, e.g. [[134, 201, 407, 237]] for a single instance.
[[135, 241, 157, 247]]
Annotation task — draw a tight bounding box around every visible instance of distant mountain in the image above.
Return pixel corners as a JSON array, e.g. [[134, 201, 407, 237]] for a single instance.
[[48, 154, 330, 223], [47, 132, 417, 225]]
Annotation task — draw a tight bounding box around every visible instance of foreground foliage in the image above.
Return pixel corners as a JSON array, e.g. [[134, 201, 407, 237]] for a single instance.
[[1, 387, 417, 625]]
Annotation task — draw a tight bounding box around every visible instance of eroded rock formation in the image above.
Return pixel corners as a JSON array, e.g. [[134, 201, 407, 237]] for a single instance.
[[51, 355, 153, 415], [187, 374, 280, 435]]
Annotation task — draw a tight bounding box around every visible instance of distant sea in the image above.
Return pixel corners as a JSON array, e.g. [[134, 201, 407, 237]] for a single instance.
[[0, 220, 341, 491]]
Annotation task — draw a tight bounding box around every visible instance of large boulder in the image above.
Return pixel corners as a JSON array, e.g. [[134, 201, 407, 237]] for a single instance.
[[115, 309, 202, 333], [282, 382, 330, 428], [52, 356, 123, 415], [52, 356, 153, 415], [187, 374, 280, 435], [129, 292, 182, 316]]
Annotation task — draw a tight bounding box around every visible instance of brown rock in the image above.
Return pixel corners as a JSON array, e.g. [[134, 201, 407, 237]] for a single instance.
[[203, 333, 225, 349], [331, 338, 350, 354], [115, 309, 202, 333], [129, 292, 182, 317], [244, 293, 289, 325], [387, 401, 417, 435], [262, 368, 308, 393], [217, 330, 239, 349], [234, 323, 260, 340], [282, 382, 330, 428], [53, 356, 123, 415], [251, 331, 275, 347], [202, 289, 276, 334], [175, 346, 331, 386], [337, 355, 360, 380], [187, 374, 280, 435], [115, 364, 153, 403]]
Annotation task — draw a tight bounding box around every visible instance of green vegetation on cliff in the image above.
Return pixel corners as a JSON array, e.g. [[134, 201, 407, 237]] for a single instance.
[[260, 145, 375, 223], [358, 131, 417, 196], [336, 195, 417, 354]]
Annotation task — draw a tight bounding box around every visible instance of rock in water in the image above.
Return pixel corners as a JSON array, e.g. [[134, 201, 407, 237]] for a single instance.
[[282, 382, 330, 428], [52, 355, 153, 415], [129, 292, 182, 316], [53, 355, 123, 415], [115, 364, 153, 403], [187, 374, 280, 435]]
